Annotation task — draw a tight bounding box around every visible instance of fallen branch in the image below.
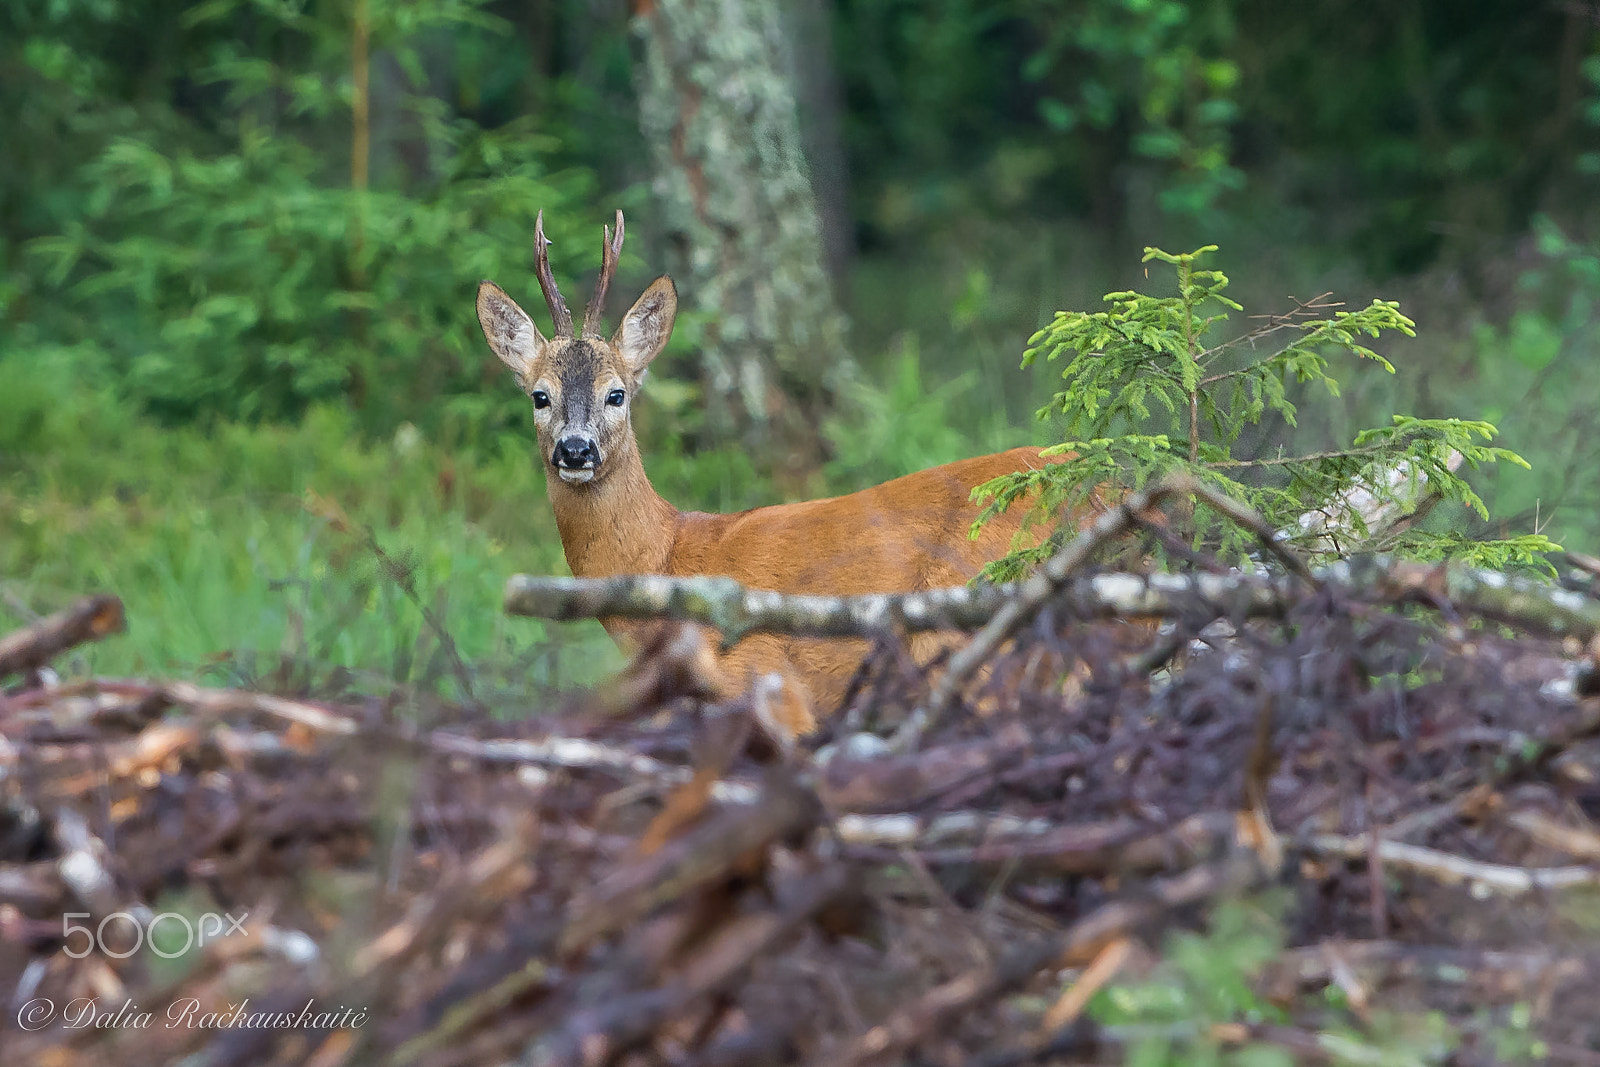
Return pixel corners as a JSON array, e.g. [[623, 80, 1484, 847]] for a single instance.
[[58, 678, 365, 736], [506, 572, 1013, 646], [14, 570, 1600, 1066], [1, 676, 770, 802], [1308, 834, 1600, 895], [504, 557, 1600, 655], [530, 865, 850, 1067], [558, 773, 821, 954], [813, 730, 1034, 813], [507, 568, 1301, 643], [0, 594, 125, 682], [834, 812, 1234, 876], [425, 729, 758, 803]]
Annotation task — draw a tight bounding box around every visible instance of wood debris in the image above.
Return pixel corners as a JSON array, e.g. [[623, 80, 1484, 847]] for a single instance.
[[5, 565, 1600, 1065]]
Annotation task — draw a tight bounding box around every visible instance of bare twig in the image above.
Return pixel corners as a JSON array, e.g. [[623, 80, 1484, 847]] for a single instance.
[[965, 939, 1132, 1067], [1039, 936, 1132, 1032], [150, 679, 361, 736], [424, 729, 757, 799], [0, 675, 773, 803], [1204, 444, 1397, 469], [1308, 834, 1600, 896], [1197, 292, 1342, 368], [1182, 478, 1317, 584], [894, 474, 1204, 751]]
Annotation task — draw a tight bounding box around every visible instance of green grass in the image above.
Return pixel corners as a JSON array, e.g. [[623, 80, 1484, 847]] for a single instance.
[[0, 353, 623, 709]]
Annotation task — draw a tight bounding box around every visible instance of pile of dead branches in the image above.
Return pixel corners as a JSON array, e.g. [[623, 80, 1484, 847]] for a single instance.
[[5, 529, 1600, 1065]]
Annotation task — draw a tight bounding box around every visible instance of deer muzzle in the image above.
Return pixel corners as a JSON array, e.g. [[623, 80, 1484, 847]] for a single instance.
[[552, 435, 601, 483]]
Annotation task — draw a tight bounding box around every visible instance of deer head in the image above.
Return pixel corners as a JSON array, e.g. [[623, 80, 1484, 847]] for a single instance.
[[476, 210, 678, 487]]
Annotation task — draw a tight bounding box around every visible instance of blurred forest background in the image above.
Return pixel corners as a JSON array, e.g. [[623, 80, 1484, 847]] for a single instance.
[[4, 0, 1600, 701]]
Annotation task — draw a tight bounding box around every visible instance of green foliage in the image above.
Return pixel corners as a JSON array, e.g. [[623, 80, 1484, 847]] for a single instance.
[[34, 117, 594, 432], [1095, 897, 1288, 1067], [1092, 895, 1457, 1066], [7, 0, 604, 441], [974, 247, 1555, 581], [835, 0, 1585, 278], [823, 338, 1009, 492], [1018, 0, 1243, 216], [837, 0, 1245, 232], [1451, 216, 1600, 553]]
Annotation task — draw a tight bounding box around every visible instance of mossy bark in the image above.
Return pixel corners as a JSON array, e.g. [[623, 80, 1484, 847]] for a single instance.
[[631, 0, 853, 472]]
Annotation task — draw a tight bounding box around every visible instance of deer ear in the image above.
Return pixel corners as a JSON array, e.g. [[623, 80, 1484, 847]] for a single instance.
[[477, 281, 545, 378], [613, 276, 677, 376]]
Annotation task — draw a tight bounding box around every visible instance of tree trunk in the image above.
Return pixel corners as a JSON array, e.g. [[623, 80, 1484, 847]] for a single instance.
[[786, 0, 853, 285], [630, 0, 853, 476]]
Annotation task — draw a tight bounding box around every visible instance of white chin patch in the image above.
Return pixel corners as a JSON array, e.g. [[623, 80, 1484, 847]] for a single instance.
[[557, 468, 596, 484]]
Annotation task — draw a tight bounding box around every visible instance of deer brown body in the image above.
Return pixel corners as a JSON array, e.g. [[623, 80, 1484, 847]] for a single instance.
[[477, 211, 1082, 736]]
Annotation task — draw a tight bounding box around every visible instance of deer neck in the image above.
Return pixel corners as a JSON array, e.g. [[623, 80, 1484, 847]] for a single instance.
[[547, 440, 678, 578]]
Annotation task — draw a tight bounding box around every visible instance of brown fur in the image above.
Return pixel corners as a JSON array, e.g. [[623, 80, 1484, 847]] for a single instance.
[[477, 251, 1089, 736]]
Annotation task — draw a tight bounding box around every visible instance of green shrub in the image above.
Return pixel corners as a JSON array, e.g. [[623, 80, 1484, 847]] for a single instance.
[[19, 0, 604, 442], [975, 246, 1556, 580]]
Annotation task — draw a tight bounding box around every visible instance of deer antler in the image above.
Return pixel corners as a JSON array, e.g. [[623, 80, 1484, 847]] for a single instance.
[[534, 209, 574, 338], [583, 210, 625, 339]]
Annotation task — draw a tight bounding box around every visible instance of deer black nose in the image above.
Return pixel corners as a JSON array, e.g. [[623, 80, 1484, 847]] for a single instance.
[[553, 436, 599, 469]]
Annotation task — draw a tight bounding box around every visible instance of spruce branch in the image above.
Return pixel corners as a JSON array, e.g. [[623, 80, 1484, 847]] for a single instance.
[[983, 246, 1542, 577]]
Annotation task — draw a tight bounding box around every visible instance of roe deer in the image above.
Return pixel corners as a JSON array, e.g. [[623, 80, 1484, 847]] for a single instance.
[[476, 210, 1093, 736]]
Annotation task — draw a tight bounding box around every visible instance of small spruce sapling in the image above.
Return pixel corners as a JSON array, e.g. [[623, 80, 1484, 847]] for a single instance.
[[974, 246, 1559, 581]]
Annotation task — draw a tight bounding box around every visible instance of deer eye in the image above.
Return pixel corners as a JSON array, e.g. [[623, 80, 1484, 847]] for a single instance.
[[606, 389, 626, 407], [531, 390, 551, 409]]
